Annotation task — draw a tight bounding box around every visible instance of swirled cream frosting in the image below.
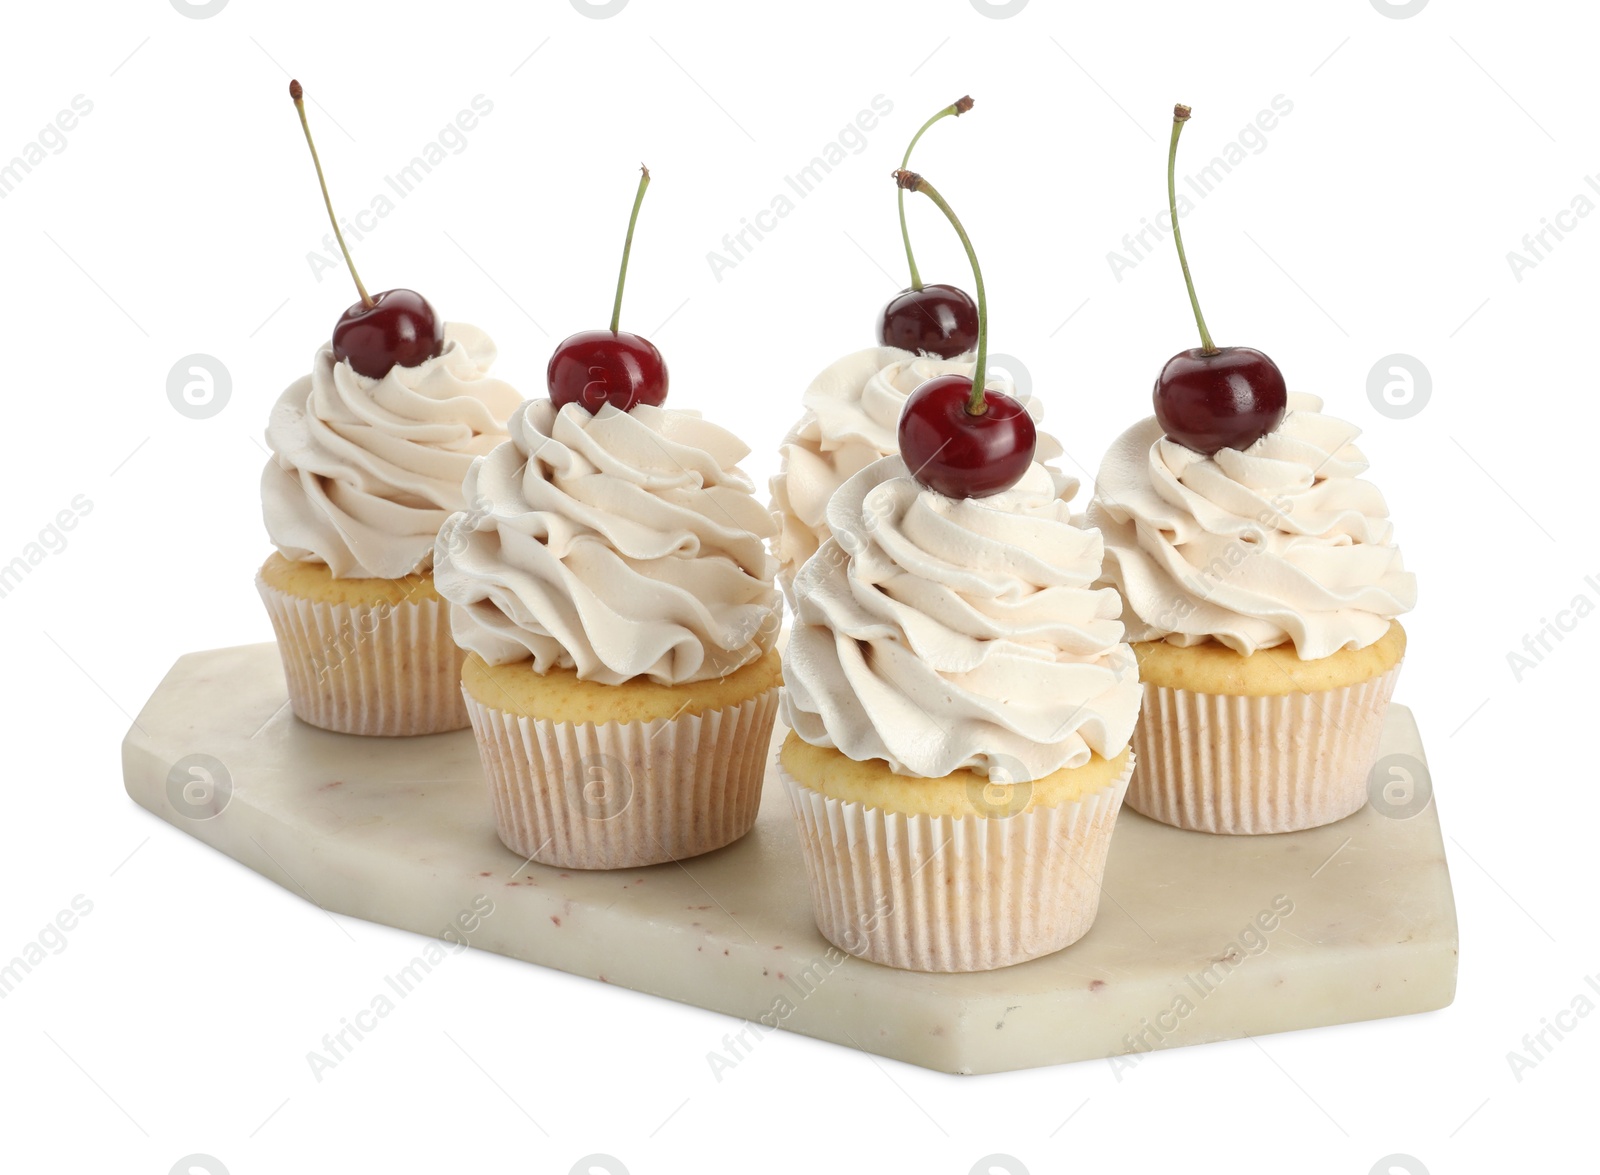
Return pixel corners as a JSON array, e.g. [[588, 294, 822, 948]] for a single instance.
[[781, 455, 1139, 781], [770, 346, 1068, 590], [435, 399, 781, 687], [261, 323, 520, 579], [1086, 393, 1417, 660]]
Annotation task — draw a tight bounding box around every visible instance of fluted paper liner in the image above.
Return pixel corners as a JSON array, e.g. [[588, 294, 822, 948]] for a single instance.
[[780, 754, 1134, 973], [463, 687, 779, 870], [256, 576, 468, 737], [1127, 663, 1402, 835]]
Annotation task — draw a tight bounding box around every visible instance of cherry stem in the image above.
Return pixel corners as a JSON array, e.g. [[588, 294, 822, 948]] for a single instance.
[[1168, 104, 1215, 354], [609, 165, 651, 335], [894, 169, 988, 415], [897, 96, 973, 292], [289, 80, 372, 310]]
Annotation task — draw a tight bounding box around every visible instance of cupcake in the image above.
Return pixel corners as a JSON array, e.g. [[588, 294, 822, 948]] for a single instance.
[[258, 81, 521, 737], [258, 321, 521, 736], [769, 347, 1069, 591], [1086, 395, 1416, 835], [435, 400, 782, 869], [1083, 102, 1417, 835], [780, 456, 1140, 972], [434, 164, 784, 870], [779, 166, 1141, 973]]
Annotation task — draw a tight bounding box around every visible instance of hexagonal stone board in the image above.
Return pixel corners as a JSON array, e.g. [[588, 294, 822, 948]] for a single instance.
[[122, 643, 1457, 1074]]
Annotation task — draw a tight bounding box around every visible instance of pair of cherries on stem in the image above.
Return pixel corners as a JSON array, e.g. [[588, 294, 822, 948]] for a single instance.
[[859, 94, 1029, 501], [292, 80, 663, 405]]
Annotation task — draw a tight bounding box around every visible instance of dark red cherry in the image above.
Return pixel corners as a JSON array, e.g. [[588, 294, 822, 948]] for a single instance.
[[288, 82, 443, 381], [547, 330, 668, 413], [332, 289, 445, 379], [549, 165, 667, 414], [1153, 346, 1286, 456], [884, 97, 977, 358], [898, 374, 1036, 499], [878, 284, 979, 358], [1154, 105, 1288, 456]]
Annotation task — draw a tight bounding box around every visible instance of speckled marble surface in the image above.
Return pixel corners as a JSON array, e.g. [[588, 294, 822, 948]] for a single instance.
[[122, 643, 1457, 1075]]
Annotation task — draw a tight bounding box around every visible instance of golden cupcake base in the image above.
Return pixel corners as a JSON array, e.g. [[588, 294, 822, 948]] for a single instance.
[[458, 650, 781, 869], [256, 555, 467, 737], [779, 740, 1133, 973], [1128, 624, 1407, 834], [463, 685, 779, 871]]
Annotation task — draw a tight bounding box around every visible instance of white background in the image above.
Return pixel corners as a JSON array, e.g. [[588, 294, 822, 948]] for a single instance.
[[1, 0, 1592, 1171]]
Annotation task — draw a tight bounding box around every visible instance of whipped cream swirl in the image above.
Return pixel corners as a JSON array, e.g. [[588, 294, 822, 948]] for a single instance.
[[261, 323, 521, 579], [781, 456, 1139, 781], [435, 400, 781, 687], [770, 346, 1068, 590], [1086, 393, 1417, 660]]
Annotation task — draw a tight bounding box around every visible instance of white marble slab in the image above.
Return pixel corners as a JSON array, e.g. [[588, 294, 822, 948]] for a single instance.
[[121, 644, 1458, 1075]]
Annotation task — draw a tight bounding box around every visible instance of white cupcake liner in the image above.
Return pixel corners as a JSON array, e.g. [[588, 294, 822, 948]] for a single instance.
[[463, 686, 780, 870], [780, 753, 1134, 973], [1127, 663, 1402, 835], [256, 575, 468, 737]]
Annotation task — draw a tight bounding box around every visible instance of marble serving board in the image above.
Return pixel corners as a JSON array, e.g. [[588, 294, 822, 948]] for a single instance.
[[122, 644, 1458, 1075]]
